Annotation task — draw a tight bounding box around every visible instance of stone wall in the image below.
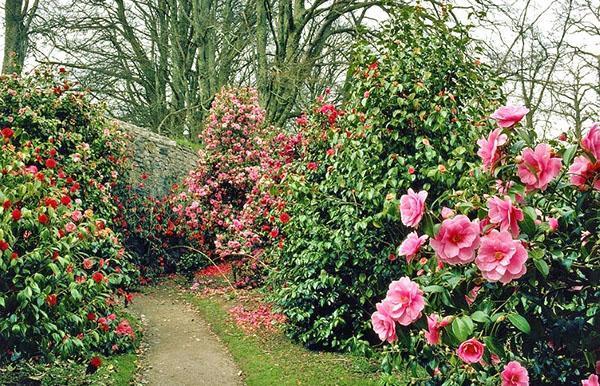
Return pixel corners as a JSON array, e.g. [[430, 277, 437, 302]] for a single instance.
[[118, 121, 199, 197]]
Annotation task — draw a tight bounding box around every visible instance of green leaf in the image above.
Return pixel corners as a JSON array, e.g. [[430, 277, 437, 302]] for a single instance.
[[423, 285, 445, 293], [562, 145, 578, 165], [452, 315, 474, 341], [471, 311, 489, 323], [533, 258, 549, 277], [520, 207, 537, 235], [507, 313, 531, 334]]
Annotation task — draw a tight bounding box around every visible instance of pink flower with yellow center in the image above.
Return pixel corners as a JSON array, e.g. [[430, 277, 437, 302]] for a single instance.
[[430, 215, 480, 265], [476, 230, 528, 284], [385, 277, 425, 326]]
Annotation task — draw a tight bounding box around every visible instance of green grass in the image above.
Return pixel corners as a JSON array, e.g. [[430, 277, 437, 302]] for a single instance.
[[179, 285, 380, 386]]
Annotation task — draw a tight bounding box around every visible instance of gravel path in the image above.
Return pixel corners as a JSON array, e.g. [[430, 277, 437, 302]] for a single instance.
[[130, 286, 243, 386]]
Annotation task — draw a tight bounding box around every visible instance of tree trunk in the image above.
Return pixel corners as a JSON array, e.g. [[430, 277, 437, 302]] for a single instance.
[[2, 0, 28, 74]]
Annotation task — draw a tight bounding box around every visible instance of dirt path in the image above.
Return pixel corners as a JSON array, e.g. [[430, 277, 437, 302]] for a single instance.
[[130, 285, 243, 386]]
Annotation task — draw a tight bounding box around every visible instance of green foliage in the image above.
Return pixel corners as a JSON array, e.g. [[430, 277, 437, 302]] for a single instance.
[[0, 68, 138, 363], [271, 7, 503, 349]]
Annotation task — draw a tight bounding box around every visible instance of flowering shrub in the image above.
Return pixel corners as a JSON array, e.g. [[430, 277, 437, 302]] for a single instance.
[[120, 88, 303, 284], [113, 183, 192, 275], [0, 68, 138, 363], [369, 108, 599, 385], [271, 8, 502, 350]]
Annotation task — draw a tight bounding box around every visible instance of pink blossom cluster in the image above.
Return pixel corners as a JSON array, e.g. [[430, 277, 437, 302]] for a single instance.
[[166, 88, 305, 284], [371, 277, 425, 342], [374, 106, 600, 384]]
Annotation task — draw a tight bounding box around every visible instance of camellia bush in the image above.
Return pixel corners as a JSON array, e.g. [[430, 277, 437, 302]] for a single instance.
[[271, 7, 503, 350], [0, 68, 138, 364], [116, 87, 303, 284], [369, 108, 599, 385]]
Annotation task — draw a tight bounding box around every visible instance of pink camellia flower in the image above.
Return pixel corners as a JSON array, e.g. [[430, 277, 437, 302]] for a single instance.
[[582, 374, 599, 386], [477, 128, 508, 172], [295, 114, 308, 126], [71, 210, 83, 222], [569, 156, 600, 190], [517, 144, 562, 191], [25, 165, 38, 174], [424, 314, 450, 345], [582, 122, 600, 161], [570, 155, 593, 188], [548, 217, 559, 232], [491, 105, 529, 128], [430, 215, 480, 265], [398, 232, 428, 263], [65, 222, 77, 233], [371, 300, 397, 343], [441, 207, 455, 219], [385, 277, 425, 326], [476, 230, 528, 284], [501, 361, 529, 386], [487, 196, 524, 236], [400, 189, 427, 228], [457, 338, 485, 363]]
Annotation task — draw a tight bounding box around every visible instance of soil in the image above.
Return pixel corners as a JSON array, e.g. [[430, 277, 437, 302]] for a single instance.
[[130, 285, 243, 386]]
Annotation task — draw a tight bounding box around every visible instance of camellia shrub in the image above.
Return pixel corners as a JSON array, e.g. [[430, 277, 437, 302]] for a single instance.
[[271, 7, 503, 350], [0, 68, 138, 363], [114, 181, 191, 276], [369, 109, 599, 385], [176, 87, 303, 284], [116, 87, 302, 284]]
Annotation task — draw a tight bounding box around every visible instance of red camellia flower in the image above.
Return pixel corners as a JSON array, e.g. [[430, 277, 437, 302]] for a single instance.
[[307, 162, 318, 171], [0, 240, 9, 251], [60, 195, 71, 206], [11, 252, 19, 260], [45, 198, 59, 209], [87, 312, 96, 321], [1, 127, 14, 139], [38, 213, 49, 224], [46, 294, 58, 307], [279, 212, 291, 224], [45, 158, 57, 169], [92, 271, 104, 284], [2, 200, 11, 210], [11, 209, 22, 221], [89, 356, 102, 369]]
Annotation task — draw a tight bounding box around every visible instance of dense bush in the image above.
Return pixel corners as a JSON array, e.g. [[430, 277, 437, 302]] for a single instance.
[[271, 8, 503, 350], [116, 87, 302, 284], [369, 109, 599, 385], [0, 68, 138, 363]]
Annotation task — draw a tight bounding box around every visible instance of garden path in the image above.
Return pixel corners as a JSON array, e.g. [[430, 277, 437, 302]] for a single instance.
[[130, 285, 243, 386]]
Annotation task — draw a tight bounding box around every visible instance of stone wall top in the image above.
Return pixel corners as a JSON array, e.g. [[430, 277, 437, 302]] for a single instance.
[[117, 121, 199, 197]]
